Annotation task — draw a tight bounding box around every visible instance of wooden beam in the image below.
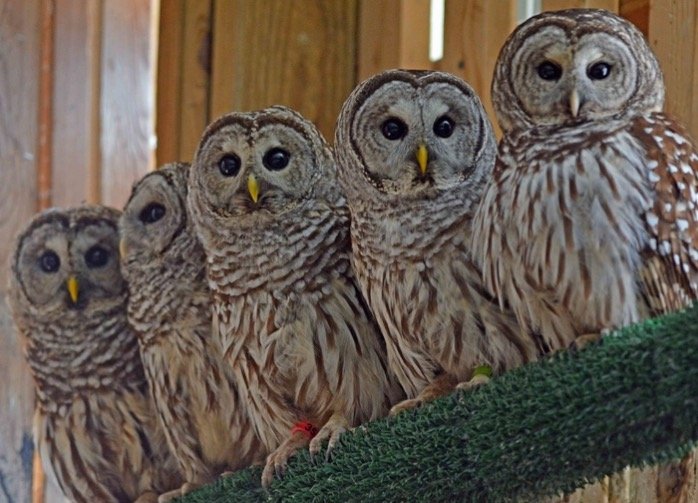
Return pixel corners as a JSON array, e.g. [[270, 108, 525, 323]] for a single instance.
[[0, 1, 43, 501]]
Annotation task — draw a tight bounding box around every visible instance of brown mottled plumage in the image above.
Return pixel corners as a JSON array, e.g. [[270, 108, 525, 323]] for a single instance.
[[187, 106, 404, 486], [8, 206, 180, 503], [474, 9, 698, 501], [334, 69, 541, 414], [120, 163, 264, 500]]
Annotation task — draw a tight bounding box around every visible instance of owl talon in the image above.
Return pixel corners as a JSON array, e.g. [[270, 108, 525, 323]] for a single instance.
[[389, 397, 423, 416], [456, 373, 490, 391], [309, 413, 349, 461], [569, 332, 603, 352], [261, 430, 309, 487]]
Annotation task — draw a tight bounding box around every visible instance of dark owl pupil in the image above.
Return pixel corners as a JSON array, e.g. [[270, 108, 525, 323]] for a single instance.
[[219, 155, 241, 177], [39, 250, 60, 273], [263, 148, 291, 171], [433, 116, 454, 138], [537, 61, 562, 81], [381, 118, 407, 140], [139, 202, 166, 224], [587, 62, 611, 80], [85, 245, 109, 268]]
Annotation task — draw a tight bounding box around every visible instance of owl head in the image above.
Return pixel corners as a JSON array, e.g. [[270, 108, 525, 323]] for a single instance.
[[492, 8, 664, 132], [10, 206, 125, 320], [189, 105, 336, 231], [334, 69, 496, 204], [119, 162, 193, 266]]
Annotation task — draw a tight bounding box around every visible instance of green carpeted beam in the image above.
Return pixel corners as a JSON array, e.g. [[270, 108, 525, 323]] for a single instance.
[[178, 304, 698, 502]]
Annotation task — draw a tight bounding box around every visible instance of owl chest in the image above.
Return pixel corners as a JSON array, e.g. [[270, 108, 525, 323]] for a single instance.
[[502, 139, 653, 329]]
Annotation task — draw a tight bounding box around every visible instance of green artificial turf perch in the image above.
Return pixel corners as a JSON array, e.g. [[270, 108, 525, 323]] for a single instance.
[[177, 303, 698, 502]]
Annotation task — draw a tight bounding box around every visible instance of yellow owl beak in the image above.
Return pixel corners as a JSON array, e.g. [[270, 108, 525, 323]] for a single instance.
[[66, 276, 79, 304], [247, 174, 260, 203], [416, 144, 428, 176], [119, 238, 128, 260], [569, 89, 580, 118]]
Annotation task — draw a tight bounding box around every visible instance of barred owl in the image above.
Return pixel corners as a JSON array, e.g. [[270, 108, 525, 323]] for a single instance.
[[474, 8, 698, 501], [187, 106, 403, 486], [8, 206, 181, 503], [334, 69, 542, 414], [119, 163, 265, 500]]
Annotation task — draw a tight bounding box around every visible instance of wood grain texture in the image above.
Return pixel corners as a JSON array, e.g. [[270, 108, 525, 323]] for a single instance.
[[210, 0, 358, 140], [649, 0, 698, 138], [100, 0, 158, 208], [436, 0, 518, 138], [356, 0, 431, 82], [52, 0, 102, 206], [0, 1, 42, 501], [620, 0, 650, 35], [178, 0, 211, 161], [542, 0, 620, 11], [156, 0, 184, 166]]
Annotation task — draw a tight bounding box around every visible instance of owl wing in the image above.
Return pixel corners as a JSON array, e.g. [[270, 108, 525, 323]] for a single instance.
[[633, 113, 698, 315]]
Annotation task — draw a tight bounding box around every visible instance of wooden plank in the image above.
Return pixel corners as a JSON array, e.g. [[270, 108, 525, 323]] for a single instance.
[[0, 1, 42, 502], [357, 1, 401, 81], [542, 0, 620, 11], [436, 0, 518, 138], [397, 0, 431, 70], [211, 0, 358, 140], [649, 0, 698, 138], [156, 0, 184, 166], [178, 0, 212, 161], [52, 0, 102, 207], [356, 0, 431, 83], [210, 0, 238, 119], [620, 0, 650, 36], [100, 0, 160, 208]]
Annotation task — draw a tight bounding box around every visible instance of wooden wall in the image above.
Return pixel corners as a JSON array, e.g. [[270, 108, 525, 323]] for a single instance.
[[1, 0, 697, 502], [0, 0, 159, 501]]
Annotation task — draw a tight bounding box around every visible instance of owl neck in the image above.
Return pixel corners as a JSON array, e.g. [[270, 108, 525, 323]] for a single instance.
[[124, 231, 210, 346], [22, 298, 147, 409], [204, 202, 351, 297], [349, 187, 479, 264]]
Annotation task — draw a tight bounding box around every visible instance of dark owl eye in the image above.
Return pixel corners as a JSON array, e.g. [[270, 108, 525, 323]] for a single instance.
[[85, 245, 109, 268], [433, 116, 455, 138], [381, 118, 408, 140], [536, 61, 562, 81], [587, 62, 611, 80], [263, 148, 291, 171], [39, 250, 60, 273], [138, 202, 166, 224], [219, 154, 241, 177]]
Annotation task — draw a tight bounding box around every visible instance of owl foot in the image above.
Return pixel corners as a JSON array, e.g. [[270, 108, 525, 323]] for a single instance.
[[134, 490, 159, 503], [569, 332, 603, 352], [157, 482, 200, 503], [456, 373, 490, 391], [389, 373, 459, 416], [309, 412, 350, 461], [261, 429, 310, 487]]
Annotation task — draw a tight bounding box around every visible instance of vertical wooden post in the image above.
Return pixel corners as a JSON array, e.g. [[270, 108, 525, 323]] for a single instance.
[[100, 0, 160, 207], [0, 1, 43, 502], [648, 0, 698, 138]]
